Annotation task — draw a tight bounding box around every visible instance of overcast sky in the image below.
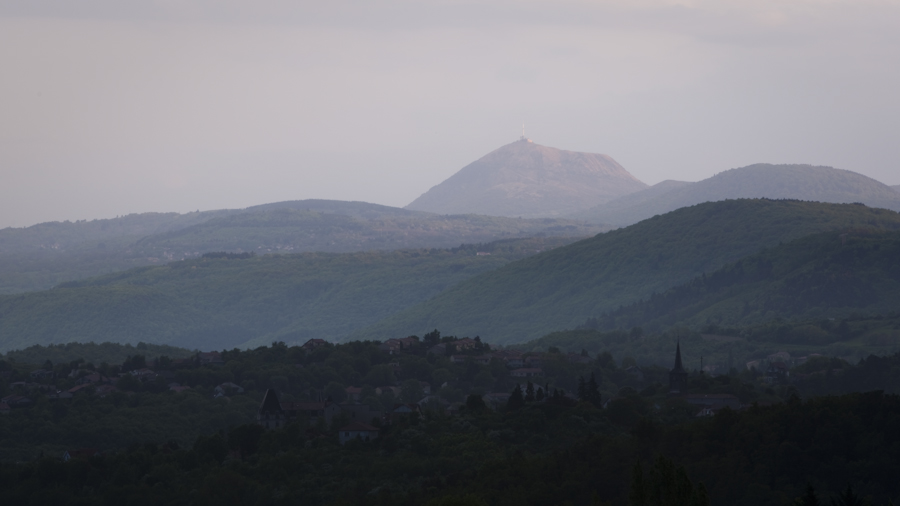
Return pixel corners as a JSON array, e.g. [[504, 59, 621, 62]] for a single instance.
[[1, 0, 898, 228]]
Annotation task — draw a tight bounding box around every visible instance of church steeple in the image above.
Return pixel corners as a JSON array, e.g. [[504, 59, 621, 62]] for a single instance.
[[673, 341, 685, 373], [258, 389, 285, 429], [669, 340, 688, 394]]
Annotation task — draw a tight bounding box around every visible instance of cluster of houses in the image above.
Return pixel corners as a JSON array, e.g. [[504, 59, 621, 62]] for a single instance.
[[745, 351, 819, 384], [365, 336, 594, 380], [260, 338, 603, 444], [257, 388, 405, 445]]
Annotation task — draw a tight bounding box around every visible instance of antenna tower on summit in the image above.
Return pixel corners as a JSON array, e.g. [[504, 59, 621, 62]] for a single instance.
[[520, 122, 531, 142]]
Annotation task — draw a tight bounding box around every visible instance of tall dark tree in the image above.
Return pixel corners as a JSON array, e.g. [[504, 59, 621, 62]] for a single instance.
[[466, 394, 486, 414], [578, 376, 587, 402], [525, 381, 535, 402], [587, 372, 602, 407], [793, 484, 820, 506], [631, 455, 709, 506], [423, 329, 441, 348], [507, 384, 524, 410], [830, 485, 866, 506]]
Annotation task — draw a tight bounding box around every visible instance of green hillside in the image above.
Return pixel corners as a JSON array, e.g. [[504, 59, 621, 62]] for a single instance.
[[0, 200, 607, 294], [598, 228, 900, 331], [354, 200, 900, 345], [0, 237, 576, 352]]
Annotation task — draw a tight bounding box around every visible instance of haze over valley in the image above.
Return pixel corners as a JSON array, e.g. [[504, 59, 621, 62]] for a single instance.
[[4, 2, 900, 503], [4, 138, 900, 349]]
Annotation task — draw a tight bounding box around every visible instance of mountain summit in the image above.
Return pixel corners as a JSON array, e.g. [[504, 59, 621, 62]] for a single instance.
[[406, 139, 646, 218]]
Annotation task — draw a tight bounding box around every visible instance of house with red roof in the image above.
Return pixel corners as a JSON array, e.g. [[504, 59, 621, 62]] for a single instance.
[[301, 339, 328, 350]]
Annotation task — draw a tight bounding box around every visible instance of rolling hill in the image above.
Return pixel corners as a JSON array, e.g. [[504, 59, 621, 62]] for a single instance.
[[0, 237, 578, 352], [0, 200, 608, 294], [406, 139, 647, 218], [599, 228, 900, 332], [354, 200, 900, 345], [572, 164, 900, 226]]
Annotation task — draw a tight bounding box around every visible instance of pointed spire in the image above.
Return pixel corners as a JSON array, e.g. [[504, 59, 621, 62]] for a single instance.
[[672, 340, 685, 373], [258, 388, 283, 415]]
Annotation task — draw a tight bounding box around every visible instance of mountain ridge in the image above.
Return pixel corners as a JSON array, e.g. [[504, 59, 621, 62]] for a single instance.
[[572, 164, 900, 226], [0, 199, 609, 294]]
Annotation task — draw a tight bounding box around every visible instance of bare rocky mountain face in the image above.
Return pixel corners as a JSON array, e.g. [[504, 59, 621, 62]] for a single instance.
[[571, 164, 900, 226], [406, 139, 647, 218]]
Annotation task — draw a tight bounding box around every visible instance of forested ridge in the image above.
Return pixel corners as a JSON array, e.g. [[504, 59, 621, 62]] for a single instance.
[[5, 200, 899, 352], [586, 228, 900, 331], [0, 237, 576, 351], [357, 200, 900, 344]]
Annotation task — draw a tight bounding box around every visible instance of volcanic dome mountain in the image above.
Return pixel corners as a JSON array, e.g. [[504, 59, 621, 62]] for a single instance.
[[406, 139, 647, 218]]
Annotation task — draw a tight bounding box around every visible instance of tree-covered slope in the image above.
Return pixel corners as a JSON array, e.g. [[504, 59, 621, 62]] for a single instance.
[[0, 238, 576, 352], [599, 228, 900, 331], [355, 200, 900, 345], [0, 199, 607, 294], [573, 164, 900, 226]]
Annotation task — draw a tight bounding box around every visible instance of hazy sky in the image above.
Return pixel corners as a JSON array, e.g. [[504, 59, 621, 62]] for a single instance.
[[2, 0, 898, 228]]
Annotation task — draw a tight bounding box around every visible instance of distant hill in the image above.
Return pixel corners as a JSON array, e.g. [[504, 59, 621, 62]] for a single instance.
[[572, 164, 900, 226], [893, 185, 900, 192], [406, 139, 647, 218], [354, 200, 900, 345], [0, 237, 580, 352], [599, 228, 900, 331], [569, 180, 694, 223], [0, 200, 608, 294]]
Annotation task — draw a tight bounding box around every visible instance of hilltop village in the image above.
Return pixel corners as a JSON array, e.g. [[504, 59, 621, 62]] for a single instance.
[[2, 331, 807, 446]]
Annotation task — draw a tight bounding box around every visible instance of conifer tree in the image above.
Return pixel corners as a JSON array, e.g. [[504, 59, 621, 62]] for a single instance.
[[831, 484, 866, 506], [793, 484, 819, 506], [629, 462, 646, 506], [587, 372, 601, 407], [507, 384, 524, 410], [525, 381, 535, 402]]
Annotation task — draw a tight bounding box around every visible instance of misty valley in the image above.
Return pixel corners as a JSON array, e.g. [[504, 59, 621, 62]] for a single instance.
[[3, 141, 900, 505]]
